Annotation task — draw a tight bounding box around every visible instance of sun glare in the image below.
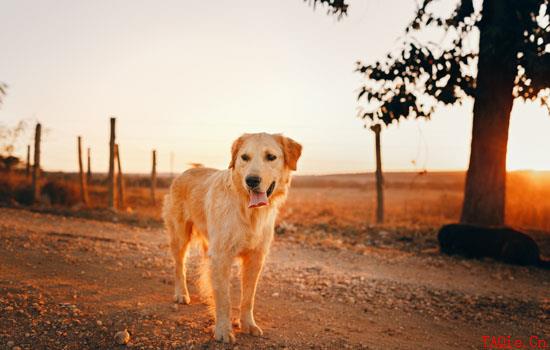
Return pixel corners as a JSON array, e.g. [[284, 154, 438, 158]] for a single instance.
[[506, 102, 550, 171]]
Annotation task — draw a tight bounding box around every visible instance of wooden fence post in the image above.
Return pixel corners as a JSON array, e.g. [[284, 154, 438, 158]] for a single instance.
[[370, 124, 384, 224], [108, 117, 116, 209], [87, 147, 92, 185], [77, 136, 90, 206], [26, 145, 31, 177], [32, 123, 42, 203], [115, 144, 125, 209], [151, 150, 157, 205]]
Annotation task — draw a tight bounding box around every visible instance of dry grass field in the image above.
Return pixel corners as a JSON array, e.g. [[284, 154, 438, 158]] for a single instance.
[[3, 170, 549, 254], [108, 170, 550, 233], [4, 169, 549, 233], [286, 171, 550, 230]]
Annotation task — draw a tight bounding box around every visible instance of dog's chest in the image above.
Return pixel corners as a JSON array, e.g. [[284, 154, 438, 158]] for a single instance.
[[242, 210, 275, 249]]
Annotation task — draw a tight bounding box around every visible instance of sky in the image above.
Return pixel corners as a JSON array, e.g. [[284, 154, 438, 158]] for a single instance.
[[1, 0, 549, 175]]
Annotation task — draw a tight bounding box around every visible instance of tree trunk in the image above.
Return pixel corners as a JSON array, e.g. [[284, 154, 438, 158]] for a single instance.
[[460, 0, 522, 226]]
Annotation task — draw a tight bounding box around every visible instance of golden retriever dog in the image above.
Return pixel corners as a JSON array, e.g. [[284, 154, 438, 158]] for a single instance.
[[162, 132, 302, 343]]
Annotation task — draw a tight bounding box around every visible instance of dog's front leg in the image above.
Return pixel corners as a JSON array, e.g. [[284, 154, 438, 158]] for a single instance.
[[240, 250, 265, 336], [209, 254, 235, 343]]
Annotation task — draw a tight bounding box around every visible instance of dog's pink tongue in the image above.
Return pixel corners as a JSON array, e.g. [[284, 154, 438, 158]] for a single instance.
[[248, 191, 269, 208]]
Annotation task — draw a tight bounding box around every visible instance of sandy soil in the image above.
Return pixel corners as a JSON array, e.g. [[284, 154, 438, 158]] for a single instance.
[[0, 207, 548, 350]]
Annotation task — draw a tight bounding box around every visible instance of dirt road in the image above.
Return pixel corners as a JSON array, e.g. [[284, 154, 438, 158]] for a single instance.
[[0, 208, 548, 349]]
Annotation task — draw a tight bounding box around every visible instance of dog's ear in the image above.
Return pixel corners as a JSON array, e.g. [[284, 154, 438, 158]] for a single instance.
[[229, 135, 246, 169], [277, 135, 302, 171]]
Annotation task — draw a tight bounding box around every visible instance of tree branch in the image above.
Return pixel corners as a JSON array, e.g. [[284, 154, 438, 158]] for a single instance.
[[304, 0, 348, 19]]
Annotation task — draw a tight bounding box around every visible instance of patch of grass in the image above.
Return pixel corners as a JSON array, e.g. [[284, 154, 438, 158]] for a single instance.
[[41, 180, 80, 206], [4, 171, 550, 235]]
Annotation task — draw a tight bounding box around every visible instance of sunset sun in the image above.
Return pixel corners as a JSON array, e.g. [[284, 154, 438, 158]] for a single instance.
[[506, 102, 550, 171]]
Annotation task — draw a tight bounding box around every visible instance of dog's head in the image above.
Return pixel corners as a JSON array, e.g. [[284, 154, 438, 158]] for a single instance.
[[229, 133, 302, 208]]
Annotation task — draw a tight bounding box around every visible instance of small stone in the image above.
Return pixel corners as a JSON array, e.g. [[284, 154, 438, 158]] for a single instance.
[[96, 320, 103, 326], [271, 292, 280, 297], [346, 296, 356, 304], [114, 329, 131, 345], [6, 341, 14, 347]]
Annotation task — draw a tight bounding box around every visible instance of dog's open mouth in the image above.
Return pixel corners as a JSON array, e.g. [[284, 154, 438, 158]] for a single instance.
[[248, 182, 275, 208]]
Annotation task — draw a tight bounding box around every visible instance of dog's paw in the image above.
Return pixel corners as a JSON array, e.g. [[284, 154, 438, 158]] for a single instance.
[[173, 293, 190, 305], [241, 322, 263, 336], [214, 327, 236, 343]]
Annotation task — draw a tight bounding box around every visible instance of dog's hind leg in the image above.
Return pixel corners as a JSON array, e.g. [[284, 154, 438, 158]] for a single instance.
[[239, 250, 265, 336], [169, 220, 193, 305]]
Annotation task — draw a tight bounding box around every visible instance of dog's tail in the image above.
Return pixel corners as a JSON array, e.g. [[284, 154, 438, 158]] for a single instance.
[[161, 193, 171, 226], [197, 253, 215, 315]]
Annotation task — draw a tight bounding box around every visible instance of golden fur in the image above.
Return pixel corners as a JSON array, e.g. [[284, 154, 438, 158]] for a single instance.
[[162, 132, 302, 343]]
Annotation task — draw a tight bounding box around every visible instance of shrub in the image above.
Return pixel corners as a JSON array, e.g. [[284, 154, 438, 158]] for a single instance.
[[14, 184, 34, 205], [0, 175, 14, 204], [41, 180, 79, 206], [0, 174, 33, 205]]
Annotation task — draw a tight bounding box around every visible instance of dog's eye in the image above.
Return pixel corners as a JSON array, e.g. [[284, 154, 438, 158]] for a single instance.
[[266, 154, 277, 161], [241, 154, 250, 161]]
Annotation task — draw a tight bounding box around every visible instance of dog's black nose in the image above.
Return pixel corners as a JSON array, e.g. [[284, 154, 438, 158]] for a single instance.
[[245, 175, 261, 189]]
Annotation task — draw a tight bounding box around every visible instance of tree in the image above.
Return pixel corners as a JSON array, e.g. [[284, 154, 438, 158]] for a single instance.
[[0, 120, 27, 172], [308, 0, 550, 226], [0, 156, 19, 172]]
